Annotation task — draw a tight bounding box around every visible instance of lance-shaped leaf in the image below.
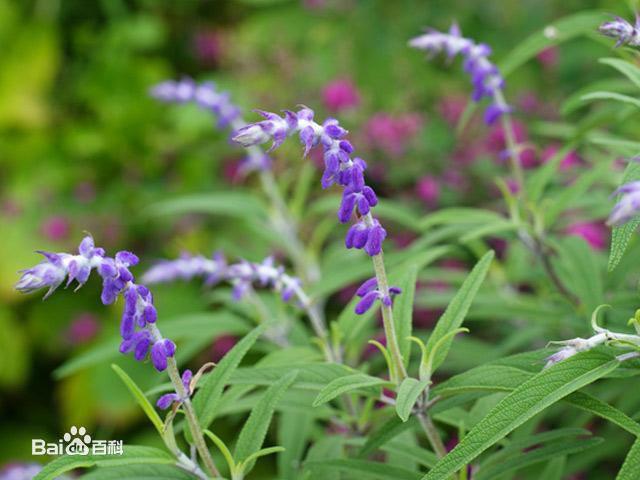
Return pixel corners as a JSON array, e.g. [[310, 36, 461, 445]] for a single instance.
[[422, 351, 619, 480], [192, 325, 265, 429], [235, 370, 298, 473], [312, 373, 389, 407], [425, 251, 494, 373], [617, 437, 640, 479]]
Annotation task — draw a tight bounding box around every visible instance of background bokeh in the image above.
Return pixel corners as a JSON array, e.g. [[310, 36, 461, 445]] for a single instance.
[[1, 0, 639, 477]]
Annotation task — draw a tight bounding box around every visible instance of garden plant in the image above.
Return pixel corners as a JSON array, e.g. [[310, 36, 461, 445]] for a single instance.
[[6, 2, 640, 479]]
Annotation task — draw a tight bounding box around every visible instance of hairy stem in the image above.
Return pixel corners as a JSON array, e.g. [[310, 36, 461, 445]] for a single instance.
[[369, 245, 407, 382], [166, 356, 220, 478], [417, 412, 448, 459]]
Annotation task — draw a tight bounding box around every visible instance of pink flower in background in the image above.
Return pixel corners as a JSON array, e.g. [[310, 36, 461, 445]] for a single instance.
[[565, 221, 607, 250], [541, 145, 582, 171], [365, 112, 423, 156], [41, 216, 71, 241], [211, 335, 237, 362], [66, 313, 101, 345], [222, 158, 244, 184], [193, 30, 223, 66], [416, 176, 440, 208], [322, 78, 360, 113], [437, 95, 467, 126], [1, 198, 22, 217], [537, 46, 559, 70]]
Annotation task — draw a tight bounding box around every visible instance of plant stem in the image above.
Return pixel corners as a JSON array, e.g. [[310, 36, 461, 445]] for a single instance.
[[366, 226, 407, 382], [417, 412, 448, 459], [166, 356, 220, 478], [494, 90, 525, 198]]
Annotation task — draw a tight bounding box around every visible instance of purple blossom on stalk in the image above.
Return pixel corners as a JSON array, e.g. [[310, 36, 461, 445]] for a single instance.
[[150, 78, 270, 173], [16, 236, 174, 372], [231, 106, 386, 256], [157, 369, 193, 410], [599, 15, 640, 47], [607, 181, 640, 226], [142, 253, 305, 306], [409, 23, 512, 124], [354, 277, 401, 315]]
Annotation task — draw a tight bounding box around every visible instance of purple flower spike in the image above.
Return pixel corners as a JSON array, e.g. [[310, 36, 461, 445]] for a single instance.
[[150, 78, 269, 174], [409, 22, 511, 124], [143, 253, 305, 308], [17, 235, 176, 372], [599, 15, 640, 47], [16, 236, 105, 299], [354, 277, 401, 315], [232, 106, 386, 257]]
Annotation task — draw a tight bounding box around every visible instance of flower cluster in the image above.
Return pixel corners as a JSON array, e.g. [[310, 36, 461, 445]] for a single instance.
[[231, 106, 386, 256], [599, 15, 640, 47], [150, 78, 270, 172], [409, 23, 511, 124], [354, 277, 401, 315], [607, 181, 640, 226], [157, 369, 193, 410], [16, 236, 175, 372], [142, 253, 305, 305]]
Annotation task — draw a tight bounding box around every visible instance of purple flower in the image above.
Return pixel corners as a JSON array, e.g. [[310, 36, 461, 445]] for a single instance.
[[17, 236, 175, 372], [354, 277, 401, 315], [150, 79, 241, 128], [157, 369, 193, 409], [409, 23, 511, 124], [231, 106, 386, 257], [143, 253, 305, 306], [345, 219, 387, 256], [599, 15, 640, 47], [151, 78, 270, 174], [608, 181, 640, 226], [16, 236, 105, 299]]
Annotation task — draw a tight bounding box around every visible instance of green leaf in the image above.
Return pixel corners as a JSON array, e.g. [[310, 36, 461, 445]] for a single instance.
[[419, 208, 504, 231], [306, 459, 420, 480], [81, 464, 193, 480], [553, 236, 603, 312], [499, 11, 605, 76], [278, 410, 314, 479], [599, 58, 640, 89], [358, 416, 417, 458], [111, 364, 164, 435], [231, 362, 356, 390], [609, 160, 640, 271], [34, 446, 174, 480], [312, 373, 388, 406], [565, 391, 640, 437], [544, 161, 609, 226], [476, 437, 602, 480], [425, 251, 494, 373], [396, 377, 430, 422], [581, 91, 640, 109], [203, 429, 236, 473], [617, 437, 640, 479], [192, 325, 265, 430], [421, 351, 619, 480], [234, 370, 298, 472], [144, 192, 267, 219], [392, 264, 418, 368]]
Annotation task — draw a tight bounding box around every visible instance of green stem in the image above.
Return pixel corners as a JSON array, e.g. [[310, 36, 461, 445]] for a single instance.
[[166, 356, 220, 478], [367, 230, 407, 382], [417, 412, 448, 459]]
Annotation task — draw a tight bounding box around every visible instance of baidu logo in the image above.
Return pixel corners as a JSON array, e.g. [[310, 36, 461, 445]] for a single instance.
[[32, 426, 122, 456]]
